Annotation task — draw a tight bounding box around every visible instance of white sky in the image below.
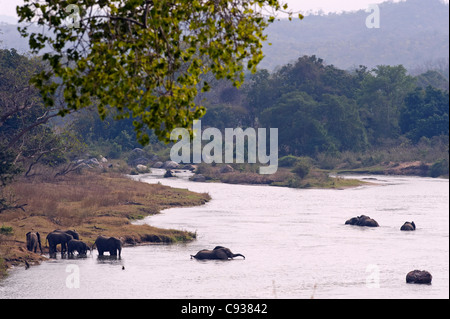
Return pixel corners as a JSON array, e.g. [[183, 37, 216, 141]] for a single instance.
[[0, 0, 448, 19]]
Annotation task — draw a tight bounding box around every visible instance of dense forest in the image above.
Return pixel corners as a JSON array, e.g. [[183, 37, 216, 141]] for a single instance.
[[2, 47, 448, 194], [1, 0, 449, 199]]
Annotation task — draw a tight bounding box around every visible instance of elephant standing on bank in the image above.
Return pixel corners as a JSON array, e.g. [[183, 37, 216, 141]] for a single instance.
[[46, 231, 73, 256], [92, 236, 122, 258], [26, 232, 43, 254], [68, 239, 91, 256], [191, 246, 245, 260]]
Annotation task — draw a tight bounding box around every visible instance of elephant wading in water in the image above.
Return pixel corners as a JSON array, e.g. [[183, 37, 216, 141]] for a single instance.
[[345, 215, 379, 227], [406, 270, 432, 284], [26, 232, 43, 254], [191, 246, 245, 260], [46, 231, 73, 257], [92, 236, 122, 258], [68, 239, 91, 257], [401, 221, 416, 231]]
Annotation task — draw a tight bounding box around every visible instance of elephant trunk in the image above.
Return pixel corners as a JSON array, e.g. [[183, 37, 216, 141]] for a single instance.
[[232, 253, 245, 259]]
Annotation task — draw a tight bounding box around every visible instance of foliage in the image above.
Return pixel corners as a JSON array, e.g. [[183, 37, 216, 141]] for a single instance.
[[278, 155, 300, 167], [358, 65, 415, 143], [291, 158, 311, 179], [430, 158, 449, 178], [0, 49, 86, 183], [0, 146, 22, 187], [0, 225, 13, 236], [17, 0, 302, 144], [400, 86, 449, 143]]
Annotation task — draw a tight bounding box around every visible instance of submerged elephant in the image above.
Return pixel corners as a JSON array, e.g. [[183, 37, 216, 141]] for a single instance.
[[68, 239, 90, 256], [400, 221, 416, 231], [191, 246, 245, 260], [26, 232, 43, 254], [345, 215, 379, 227], [92, 236, 122, 258], [46, 231, 73, 256], [406, 270, 432, 284]]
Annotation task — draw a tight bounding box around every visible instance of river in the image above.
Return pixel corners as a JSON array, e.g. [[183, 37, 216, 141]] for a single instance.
[[0, 172, 448, 299]]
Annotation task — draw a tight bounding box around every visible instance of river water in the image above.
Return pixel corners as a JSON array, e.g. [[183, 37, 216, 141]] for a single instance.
[[0, 172, 448, 299]]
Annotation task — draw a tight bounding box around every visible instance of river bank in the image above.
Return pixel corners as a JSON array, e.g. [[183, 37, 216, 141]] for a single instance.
[[0, 172, 210, 278], [185, 158, 448, 190]]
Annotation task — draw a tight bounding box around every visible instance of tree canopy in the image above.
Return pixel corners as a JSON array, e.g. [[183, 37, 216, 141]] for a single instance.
[[17, 0, 302, 144]]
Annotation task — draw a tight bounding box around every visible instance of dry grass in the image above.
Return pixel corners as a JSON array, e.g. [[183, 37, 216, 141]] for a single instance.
[[0, 171, 210, 276]]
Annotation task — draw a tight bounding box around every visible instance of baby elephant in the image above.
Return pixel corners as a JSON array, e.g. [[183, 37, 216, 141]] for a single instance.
[[191, 246, 245, 260], [400, 221, 416, 231], [68, 239, 90, 256]]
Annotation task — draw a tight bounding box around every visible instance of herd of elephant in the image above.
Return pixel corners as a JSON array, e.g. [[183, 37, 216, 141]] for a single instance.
[[344, 215, 432, 284], [24, 216, 428, 284], [24, 217, 417, 260], [344, 215, 416, 231], [25, 230, 245, 261], [26, 230, 123, 258]]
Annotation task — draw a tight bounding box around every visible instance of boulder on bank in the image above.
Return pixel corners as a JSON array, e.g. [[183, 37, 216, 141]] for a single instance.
[[127, 148, 152, 167], [190, 174, 206, 182], [152, 161, 164, 168], [162, 161, 180, 169], [73, 158, 103, 171], [406, 270, 432, 284], [136, 165, 150, 173], [182, 164, 196, 171], [129, 157, 150, 166]]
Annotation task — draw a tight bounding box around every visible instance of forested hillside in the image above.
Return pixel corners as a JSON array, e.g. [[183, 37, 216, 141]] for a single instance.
[[1, 0, 448, 74], [261, 0, 449, 72]]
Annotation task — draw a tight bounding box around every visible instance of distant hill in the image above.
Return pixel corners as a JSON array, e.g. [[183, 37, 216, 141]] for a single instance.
[[261, 0, 449, 72], [1, 0, 449, 74]]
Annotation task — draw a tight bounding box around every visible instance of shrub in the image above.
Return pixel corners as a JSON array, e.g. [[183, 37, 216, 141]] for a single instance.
[[279, 155, 300, 167], [292, 159, 311, 179], [430, 158, 449, 177], [0, 225, 13, 235]]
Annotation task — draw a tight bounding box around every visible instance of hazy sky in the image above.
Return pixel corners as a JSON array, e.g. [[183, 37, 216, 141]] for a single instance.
[[0, 0, 448, 19], [0, 0, 404, 18]]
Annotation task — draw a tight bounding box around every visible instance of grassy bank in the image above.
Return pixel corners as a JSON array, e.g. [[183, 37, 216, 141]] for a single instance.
[[193, 163, 366, 189], [0, 172, 210, 277]]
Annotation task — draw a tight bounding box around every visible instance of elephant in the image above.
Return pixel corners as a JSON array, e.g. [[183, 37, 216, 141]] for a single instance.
[[53, 229, 80, 240], [92, 236, 122, 258], [191, 246, 245, 260], [345, 215, 379, 227], [46, 231, 73, 256], [68, 239, 91, 256], [401, 221, 416, 231], [406, 270, 432, 284], [26, 232, 43, 254]]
